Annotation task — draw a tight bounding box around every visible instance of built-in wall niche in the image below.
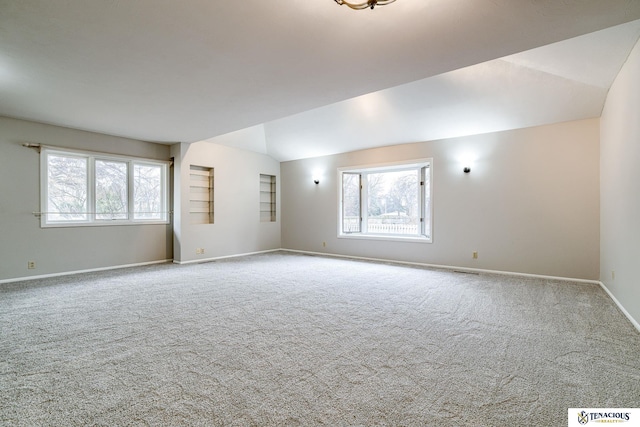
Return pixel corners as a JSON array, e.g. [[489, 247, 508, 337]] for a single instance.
[[260, 174, 276, 222], [189, 165, 214, 224]]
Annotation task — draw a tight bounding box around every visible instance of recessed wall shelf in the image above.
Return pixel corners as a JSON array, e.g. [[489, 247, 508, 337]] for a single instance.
[[260, 174, 276, 222], [189, 166, 214, 224]]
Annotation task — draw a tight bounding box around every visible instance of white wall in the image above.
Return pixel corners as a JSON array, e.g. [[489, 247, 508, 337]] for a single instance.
[[0, 117, 172, 281], [282, 119, 600, 280], [600, 37, 640, 326], [171, 141, 280, 263]]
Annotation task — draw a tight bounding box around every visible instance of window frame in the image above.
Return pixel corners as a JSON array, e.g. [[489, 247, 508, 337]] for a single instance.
[[40, 147, 170, 228], [337, 158, 432, 243]]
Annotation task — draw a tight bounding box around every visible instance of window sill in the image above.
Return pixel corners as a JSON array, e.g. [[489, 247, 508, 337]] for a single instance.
[[41, 220, 170, 228], [338, 233, 432, 244]]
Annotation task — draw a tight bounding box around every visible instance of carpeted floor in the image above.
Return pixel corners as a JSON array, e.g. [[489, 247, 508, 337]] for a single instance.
[[1, 251, 639, 426]]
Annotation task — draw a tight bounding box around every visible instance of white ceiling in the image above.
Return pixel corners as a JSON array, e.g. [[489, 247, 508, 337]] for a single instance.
[[1, 1, 640, 161]]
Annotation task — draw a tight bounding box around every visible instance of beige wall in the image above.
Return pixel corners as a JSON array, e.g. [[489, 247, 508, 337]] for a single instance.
[[171, 141, 281, 263], [0, 117, 172, 281], [282, 119, 600, 280], [0, 114, 604, 285], [600, 37, 640, 326]]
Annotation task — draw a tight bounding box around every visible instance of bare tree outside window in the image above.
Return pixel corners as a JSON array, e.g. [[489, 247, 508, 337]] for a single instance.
[[96, 160, 128, 220], [42, 149, 168, 226], [134, 164, 163, 220], [367, 170, 419, 235], [342, 173, 360, 233], [339, 161, 431, 240], [47, 155, 88, 221]]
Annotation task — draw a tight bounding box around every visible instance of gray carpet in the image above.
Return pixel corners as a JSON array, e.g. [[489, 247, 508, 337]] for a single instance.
[[1, 251, 639, 426]]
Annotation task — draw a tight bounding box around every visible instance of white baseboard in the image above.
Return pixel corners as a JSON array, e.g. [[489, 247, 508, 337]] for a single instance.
[[0, 259, 172, 284], [283, 249, 640, 332], [173, 249, 281, 265], [281, 249, 601, 284], [598, 281, 640, 333], [4, 248, 637, 334], [0, 249, 281, 283]]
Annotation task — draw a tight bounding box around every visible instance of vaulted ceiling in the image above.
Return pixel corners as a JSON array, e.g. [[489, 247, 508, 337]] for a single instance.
[[1, 1, 640, 161]]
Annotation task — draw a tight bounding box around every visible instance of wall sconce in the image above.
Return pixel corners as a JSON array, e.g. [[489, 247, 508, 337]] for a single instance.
[[312, 169, 323, 185], [459, 153, 476, 174]]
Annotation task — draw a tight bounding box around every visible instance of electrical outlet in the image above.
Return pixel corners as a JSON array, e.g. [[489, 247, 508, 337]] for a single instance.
[[611, 270, 615, 280], [472, 251, 478, 259], [27, 261, 36, 269], [196, 248, 205, 255], [322, 241, 326, 247]]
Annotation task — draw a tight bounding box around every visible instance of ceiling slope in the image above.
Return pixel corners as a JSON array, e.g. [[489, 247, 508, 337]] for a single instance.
[[210, 19, 640, 161]]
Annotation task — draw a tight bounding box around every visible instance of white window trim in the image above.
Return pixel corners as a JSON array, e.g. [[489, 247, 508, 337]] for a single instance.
[[337, 158, 433, 244], [40, 147, 170, 228]]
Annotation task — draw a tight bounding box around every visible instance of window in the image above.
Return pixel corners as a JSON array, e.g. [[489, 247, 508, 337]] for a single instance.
[[260, 174, 276, 222], [339, 159, 432, 242], [95, 159, 128, 220], [41, 148, 169, 227]]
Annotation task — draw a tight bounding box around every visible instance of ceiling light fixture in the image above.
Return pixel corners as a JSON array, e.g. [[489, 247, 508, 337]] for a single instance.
[[334, 0, 396, 10]]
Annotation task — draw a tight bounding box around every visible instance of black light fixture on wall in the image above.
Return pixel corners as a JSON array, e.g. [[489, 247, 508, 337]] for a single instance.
[[312, 169, 323, 185], [460, 154, 475, 174], [334, 0, 396, 10]]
